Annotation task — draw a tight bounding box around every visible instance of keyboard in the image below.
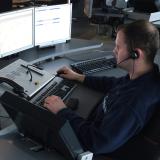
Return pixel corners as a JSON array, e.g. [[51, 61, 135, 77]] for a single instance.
[[70, 55, 116, 74], [31, 78, 77, 107]]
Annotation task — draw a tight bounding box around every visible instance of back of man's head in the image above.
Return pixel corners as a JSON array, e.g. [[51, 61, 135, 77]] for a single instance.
[[117, 20, 160, 63]]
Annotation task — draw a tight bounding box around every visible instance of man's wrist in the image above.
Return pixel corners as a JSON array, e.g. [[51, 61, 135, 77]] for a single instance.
[[56, 105, 67, 114], [76, 74, 85, 82]]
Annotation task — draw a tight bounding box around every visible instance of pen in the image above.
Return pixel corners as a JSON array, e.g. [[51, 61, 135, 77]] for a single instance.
[[21, 64, 43, 76]]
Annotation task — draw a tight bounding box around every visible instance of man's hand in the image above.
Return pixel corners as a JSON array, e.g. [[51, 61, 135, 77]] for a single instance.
[[57, 66, 85, 83], [44, 96, 66, 114]]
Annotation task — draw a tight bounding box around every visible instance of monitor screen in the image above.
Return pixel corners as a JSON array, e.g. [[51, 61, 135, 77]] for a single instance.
[[35, 4, 72, 47], [0, 8, 34, 58]]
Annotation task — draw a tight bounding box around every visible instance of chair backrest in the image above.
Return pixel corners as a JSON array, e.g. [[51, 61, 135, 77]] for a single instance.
[[107, 96, 160, 160], [139, 71, 160, 144], [142, 105, 160, 144], [84, 0, 93, 18], [102, 0, 124, 14], [103, 0, 127, 10]]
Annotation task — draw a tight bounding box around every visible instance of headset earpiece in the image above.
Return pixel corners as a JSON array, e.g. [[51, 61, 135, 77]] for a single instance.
[[130, 50, 139, 59], [117, 50, 139, 65]]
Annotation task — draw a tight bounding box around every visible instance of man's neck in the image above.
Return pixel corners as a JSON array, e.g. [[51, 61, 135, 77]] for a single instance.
[[129, 63, 154, 80]]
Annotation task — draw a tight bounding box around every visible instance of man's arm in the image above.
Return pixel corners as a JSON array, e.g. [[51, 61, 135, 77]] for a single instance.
[[57, 66, 119, 92], [57, 66, 85, 83], [57, 104, 141, 155]]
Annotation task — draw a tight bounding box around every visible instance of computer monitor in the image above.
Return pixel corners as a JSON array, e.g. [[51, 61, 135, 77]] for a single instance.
[[0, 8, 34, 58], [34, 4, 72, 48]]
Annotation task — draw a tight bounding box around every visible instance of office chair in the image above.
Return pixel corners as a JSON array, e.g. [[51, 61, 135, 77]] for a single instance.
[[85, 0, 125, 38], [94, 103, 160, 160]]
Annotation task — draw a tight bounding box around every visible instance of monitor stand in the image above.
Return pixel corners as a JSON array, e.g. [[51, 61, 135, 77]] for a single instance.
[[38, 40, 68, 49]]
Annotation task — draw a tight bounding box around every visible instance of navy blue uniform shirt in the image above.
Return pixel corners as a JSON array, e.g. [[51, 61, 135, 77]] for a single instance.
[[58, 65, 160, 155]]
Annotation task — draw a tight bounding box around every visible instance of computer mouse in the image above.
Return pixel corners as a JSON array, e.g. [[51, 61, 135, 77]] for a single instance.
[[66, 98, 79, 110], [56, 70, 65, 77]]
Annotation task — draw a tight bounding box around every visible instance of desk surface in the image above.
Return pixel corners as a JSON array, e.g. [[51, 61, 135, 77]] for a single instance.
[[0, 125, 66, 160], [19, 38, 103, 64], [0, 47, 127, 160], [0, 38, 102, 70]]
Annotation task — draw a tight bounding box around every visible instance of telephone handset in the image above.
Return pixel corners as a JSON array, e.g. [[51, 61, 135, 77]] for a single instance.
[[0, 77, 24, 94]]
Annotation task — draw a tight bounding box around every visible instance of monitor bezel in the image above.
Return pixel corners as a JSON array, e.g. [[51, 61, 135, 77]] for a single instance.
[[0, 8, 34, 58], [34, 3, 72, 48]]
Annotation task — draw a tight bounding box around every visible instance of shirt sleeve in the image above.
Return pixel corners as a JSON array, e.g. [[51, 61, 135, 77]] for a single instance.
[[57, 106, 141, 155], [83, 76, 119, 93]]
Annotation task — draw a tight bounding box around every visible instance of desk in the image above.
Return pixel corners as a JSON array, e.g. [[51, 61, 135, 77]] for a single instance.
[[0, 125, 66, 160], [20, 38, 103, 64], [0, 38, 102, 69], [0, 47, 127, 160], [0, 38, 103, 127], [39, 50, 126, 119]]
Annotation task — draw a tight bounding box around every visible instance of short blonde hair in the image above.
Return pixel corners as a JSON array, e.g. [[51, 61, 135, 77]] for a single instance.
[[117, 20, 159, 63]]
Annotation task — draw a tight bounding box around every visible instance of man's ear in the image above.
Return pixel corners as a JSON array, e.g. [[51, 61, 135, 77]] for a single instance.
[[134, 48, 144, 60]]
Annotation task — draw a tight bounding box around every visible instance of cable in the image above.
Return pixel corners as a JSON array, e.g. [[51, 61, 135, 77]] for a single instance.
[[25, 64, 43, 82], [117, 56, 131, 65], [117, 56, 136, 79], [26, 65, 33, 81], [130, 60, 135, 80]]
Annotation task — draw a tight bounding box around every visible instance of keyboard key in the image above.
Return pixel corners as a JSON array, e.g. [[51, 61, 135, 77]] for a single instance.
[[33, 79, 77, 107], [71, 56, 116, 74]]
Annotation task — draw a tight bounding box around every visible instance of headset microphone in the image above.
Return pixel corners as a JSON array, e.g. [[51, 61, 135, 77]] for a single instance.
[[117, 56, 131, 65], [117, 51, 139, 65], [130, 50, 139, 59]]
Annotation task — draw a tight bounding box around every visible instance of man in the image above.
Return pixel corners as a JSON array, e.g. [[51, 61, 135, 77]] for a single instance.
[[44, 20, 160, 155]]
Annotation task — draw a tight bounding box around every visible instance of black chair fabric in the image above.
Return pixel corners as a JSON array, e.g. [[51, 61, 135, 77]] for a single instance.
[[94, 104, 160, 160]]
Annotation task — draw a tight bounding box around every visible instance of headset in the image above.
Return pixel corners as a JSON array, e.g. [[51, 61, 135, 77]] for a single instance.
[[130, 50, 139, 59], [117, 50, 139, 65]]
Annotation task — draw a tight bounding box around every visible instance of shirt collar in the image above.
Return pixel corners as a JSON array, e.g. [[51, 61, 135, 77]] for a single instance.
[[126, 63, 160, 83]]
